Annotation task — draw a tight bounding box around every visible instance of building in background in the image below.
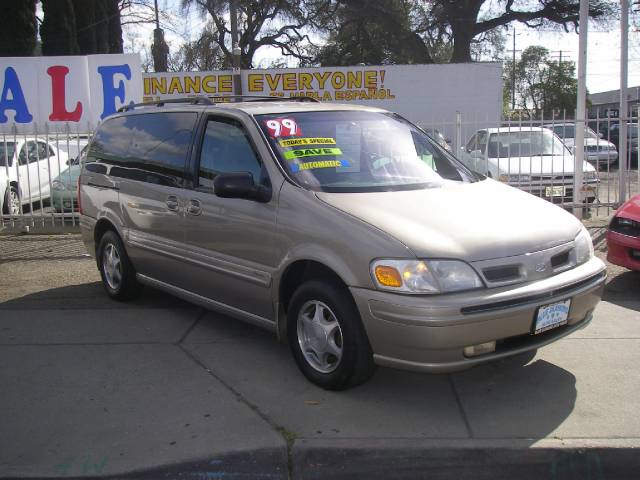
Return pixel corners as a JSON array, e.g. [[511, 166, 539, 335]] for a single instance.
[[588, 86, 640, 119]]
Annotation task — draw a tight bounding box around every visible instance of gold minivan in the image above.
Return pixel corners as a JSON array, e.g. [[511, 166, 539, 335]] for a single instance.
[[79, 97, 606, 390]]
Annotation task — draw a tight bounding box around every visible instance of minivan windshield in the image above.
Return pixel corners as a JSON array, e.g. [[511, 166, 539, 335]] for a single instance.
[[256, 111, 475, 192], [0, 141, 16, 166]]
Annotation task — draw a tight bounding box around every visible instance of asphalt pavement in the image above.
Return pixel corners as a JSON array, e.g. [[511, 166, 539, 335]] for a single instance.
[[0, 234, 639, 479]]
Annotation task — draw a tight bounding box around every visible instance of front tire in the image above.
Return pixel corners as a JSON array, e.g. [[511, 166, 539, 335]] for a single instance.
[[2, 186, 20, 215], [287, 280, 375, 390], [97, 230, 140, 301]]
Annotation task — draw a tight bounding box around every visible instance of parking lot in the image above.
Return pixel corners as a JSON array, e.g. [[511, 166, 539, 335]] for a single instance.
[[1, 232, 639, 479]]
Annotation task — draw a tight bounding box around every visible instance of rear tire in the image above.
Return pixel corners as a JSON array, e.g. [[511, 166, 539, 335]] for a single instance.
[[97, 230, 141, 301], [287, 280, 375, 390]]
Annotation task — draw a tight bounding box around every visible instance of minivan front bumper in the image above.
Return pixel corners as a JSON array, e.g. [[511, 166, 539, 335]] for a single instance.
[[350, 256, 606, 373]]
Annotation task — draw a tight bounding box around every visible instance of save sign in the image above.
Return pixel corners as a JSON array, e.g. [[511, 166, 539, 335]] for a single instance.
[[0, 54, 142, 133]]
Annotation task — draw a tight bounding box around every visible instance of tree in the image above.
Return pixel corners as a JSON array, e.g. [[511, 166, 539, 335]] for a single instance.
[[505, 45, 578, 119], [168, 24, 225, 71], [107, 0, 124, 53], [425, 0, 614, 63], [181, 0, 332, 68], [0, 0, 37, 56], [315, 0, 434, 66], [40, 0, 80, 55]]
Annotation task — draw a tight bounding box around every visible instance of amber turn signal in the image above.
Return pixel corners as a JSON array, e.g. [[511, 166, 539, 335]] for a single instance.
[[374, 265, 403, 288]]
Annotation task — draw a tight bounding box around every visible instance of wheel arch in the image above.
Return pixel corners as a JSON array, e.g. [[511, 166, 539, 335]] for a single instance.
[[93, 217, 125, 264], [276, 259, 353, 342]]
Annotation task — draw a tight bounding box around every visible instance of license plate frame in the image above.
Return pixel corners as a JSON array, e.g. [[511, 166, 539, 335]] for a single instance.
[[545, 185, 566, 197], [533, 299, 571, 335]]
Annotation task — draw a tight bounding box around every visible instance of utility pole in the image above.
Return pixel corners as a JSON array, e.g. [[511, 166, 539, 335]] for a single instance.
[[619, 0, 629, 204], [511, 29, 516, 111], [572, 0, 588, 218], [151, 0, 168, 72], [230, 0, 243, 96], [505, 28, 521, 113]]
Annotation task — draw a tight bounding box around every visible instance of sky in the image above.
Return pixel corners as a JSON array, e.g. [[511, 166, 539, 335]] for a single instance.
[[126, 0, 639, 95]]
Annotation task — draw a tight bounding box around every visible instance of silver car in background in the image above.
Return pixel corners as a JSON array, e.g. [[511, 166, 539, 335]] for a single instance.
[[549, 123, 618, 166], [79, 99, 606, 390]]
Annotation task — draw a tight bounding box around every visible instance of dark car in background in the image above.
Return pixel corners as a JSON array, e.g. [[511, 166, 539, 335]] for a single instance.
[[598, 123, 639, 167]]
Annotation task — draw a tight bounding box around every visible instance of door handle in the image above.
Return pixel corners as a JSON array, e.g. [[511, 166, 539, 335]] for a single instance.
[[166, 195, 179, 212], [186, 199, 202, 216]]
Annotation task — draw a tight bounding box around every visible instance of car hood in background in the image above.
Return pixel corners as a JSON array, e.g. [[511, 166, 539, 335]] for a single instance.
[[54, 165, 81, 186], [616, 194, 640, 222], [564, 138, 616, 149], [316, 179, 582, 262], [488, 154, 595, 175]]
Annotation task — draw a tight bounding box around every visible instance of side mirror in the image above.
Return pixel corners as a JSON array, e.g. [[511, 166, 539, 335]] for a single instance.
[[213, 172, 271, 203], [598, 132, 604, 139]]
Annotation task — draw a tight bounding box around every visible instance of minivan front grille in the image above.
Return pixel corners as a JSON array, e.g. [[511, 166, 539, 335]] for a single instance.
[[482, 265, 521, 283]]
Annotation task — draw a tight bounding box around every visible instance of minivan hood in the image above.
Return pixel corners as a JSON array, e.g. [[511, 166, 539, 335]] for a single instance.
[[490, 154, 595, 175], [316, 179, 582, 262]]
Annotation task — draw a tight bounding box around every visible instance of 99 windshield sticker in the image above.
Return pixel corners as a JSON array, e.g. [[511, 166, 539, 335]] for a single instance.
[[283, 147, 343, 161], [290, 160, 350, 173], [264, 118, 301, 138], [278, 137, 337, 147]]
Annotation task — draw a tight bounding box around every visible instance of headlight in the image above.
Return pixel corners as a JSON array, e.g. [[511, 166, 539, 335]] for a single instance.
[[498, 174, 531, 183], [574, 228, 594, 265], [51, 180, 67, 191], [371, 259, 484, 294]]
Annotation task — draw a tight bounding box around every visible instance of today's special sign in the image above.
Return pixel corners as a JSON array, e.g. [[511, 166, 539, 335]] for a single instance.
[[0, 54, 142, 133]]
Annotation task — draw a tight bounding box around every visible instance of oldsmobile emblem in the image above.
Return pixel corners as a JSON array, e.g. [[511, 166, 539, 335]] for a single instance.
[[535, 262, 547, 272]]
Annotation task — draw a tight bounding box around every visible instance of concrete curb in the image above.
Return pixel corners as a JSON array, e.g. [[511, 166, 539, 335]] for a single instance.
[[1, 448, 288, 480], [292, 438, 640, 480]]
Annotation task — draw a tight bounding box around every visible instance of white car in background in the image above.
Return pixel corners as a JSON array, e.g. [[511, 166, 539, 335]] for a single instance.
[[549, 123, 618, 166], [56, 134, 91, 162], [1, 138, 68, 215], [461, 127, 599, 205]]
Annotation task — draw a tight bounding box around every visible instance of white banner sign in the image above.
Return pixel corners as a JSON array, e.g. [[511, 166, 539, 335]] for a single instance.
[[0, 53, 142, 133], [143, 63, 503, 127]]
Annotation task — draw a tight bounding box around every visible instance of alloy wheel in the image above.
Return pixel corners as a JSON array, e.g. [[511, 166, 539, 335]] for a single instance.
[[8, 189, 20, 215], [102, 243, 122, 291], [297, 300, 343, 373]]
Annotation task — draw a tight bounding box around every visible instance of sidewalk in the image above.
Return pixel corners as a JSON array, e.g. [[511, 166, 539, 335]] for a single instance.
[[1, 235, 639, 479]]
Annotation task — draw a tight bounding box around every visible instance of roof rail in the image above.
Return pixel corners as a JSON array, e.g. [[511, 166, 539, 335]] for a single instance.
[[117, 96, 214, 112], [220, 95, 321, 103], [117, 94, 321, 113]]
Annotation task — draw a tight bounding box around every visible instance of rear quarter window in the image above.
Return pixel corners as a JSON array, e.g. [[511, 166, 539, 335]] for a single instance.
[[88, 112, 198, 187]]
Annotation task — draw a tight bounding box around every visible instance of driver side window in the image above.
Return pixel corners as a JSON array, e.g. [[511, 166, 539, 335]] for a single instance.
[[198, 117, 264, 190], [18, 141, 38, 165]]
